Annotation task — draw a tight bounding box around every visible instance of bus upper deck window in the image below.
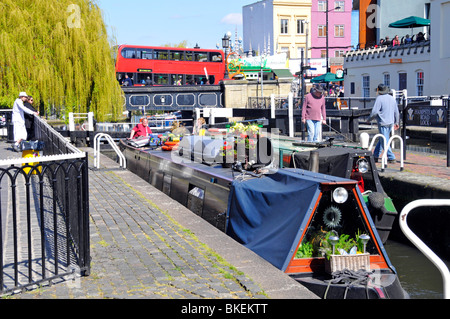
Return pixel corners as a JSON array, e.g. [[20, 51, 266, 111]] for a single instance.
[[122, 48, 136, 59], [185, 52, 193, 61], [170, 51, 185, 61], [195, 52, 208, 62], [138, 49, 153, 59], [211, 53, 223, 62], [154, 50, 168, 60]]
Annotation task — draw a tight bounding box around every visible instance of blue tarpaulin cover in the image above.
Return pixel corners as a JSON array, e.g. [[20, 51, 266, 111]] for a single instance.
[[226, 169, 346, 271]]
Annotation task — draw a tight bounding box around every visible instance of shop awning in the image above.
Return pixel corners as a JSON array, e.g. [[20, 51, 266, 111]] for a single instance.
[[272, 69, 294, 79]]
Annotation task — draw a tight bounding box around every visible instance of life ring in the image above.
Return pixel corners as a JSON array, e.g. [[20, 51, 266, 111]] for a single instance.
[[164, 141, 178, 146], [323, 206, 342, 229]]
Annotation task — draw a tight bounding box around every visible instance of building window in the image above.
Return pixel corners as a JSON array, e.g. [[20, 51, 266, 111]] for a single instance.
[[399, 72, 407, 91], [318, 25, 327, 37], [416, 71, 424, 96], [363, 75, 370, 98], [334, 25, 344, 37], [297, 19, 306, 34], [384, 73, 390, 87], [335, 50, 344, 57], [281, 19, 289, 34], [335, 1, 345, 11], [320, 50, 327, 58], [318, 1, 327, 11]]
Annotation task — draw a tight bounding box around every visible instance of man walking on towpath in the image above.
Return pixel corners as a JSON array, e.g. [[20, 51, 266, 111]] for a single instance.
[[368, 84, 399, 163]]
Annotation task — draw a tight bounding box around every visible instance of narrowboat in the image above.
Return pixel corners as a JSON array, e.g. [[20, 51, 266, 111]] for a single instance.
[[277, 139, 398, 244], [119, 133, 408, 299]]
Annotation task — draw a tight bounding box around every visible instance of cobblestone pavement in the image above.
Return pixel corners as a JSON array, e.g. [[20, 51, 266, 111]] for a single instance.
[[10, 164, 267, 299]]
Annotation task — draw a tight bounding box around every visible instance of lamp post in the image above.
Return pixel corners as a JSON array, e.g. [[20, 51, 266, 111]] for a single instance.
[[325, 1, 341, 74], [222, 32, 231, 80]]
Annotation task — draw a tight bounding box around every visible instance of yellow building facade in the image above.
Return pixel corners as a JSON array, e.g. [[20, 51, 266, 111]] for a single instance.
[[273, 0, 312, 59], [243, 0, 312, 59]]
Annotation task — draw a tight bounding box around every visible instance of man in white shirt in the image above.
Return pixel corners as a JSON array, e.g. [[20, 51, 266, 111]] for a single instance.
[[12, 92, 38, 152]]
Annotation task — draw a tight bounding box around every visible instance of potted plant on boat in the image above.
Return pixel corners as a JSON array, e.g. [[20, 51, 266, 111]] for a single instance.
[[219, 141, 236, 168], [296, 230, 371, 274]]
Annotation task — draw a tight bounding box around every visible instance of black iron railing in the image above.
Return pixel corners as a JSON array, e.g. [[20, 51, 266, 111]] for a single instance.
[[0, 117, 89, 295]]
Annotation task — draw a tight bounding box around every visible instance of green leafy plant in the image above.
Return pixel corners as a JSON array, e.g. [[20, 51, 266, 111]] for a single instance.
[[295, 241, 314, 258]]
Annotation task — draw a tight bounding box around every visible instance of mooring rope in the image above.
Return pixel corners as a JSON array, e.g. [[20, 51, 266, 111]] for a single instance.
[[324, 269, 375, 299]]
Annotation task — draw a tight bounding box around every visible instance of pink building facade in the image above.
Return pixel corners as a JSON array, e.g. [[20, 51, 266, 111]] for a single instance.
[[310, 0, 352, 69]]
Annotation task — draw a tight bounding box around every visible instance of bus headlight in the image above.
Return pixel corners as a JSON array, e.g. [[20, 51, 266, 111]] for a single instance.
[[357, 158, 369, 173], [333, 187, 348, 204]]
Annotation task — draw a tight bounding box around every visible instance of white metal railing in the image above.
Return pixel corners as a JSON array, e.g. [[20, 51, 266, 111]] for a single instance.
[[367, 133, 404, 172], [94, 133, 126, 169], [382, 135, 404, 171], [0, 152, 86, 166], [69, 112, 94, 132], [399, 199, 450, 299], [368, 133, 387, 169]]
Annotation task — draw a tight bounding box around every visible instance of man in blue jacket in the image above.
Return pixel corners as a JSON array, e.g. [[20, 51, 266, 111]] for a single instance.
[[368, 84, 399, 163]]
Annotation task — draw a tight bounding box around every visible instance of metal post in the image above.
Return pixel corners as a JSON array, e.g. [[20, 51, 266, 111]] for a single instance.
[[402, 96, 407, 161], [288, 93, 294, 138], [326, 0, 329, 74], [447, 96, 450, 167], [69, 113, 75, 132], [271, 94, 275, 119]]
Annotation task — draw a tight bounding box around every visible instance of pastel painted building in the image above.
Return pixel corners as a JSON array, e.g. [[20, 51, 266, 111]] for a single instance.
[[310, 0, 353, 64], [243, 0, 312, 59]]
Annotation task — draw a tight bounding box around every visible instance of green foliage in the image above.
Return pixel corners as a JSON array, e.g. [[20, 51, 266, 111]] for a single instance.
[[297, 230, 365, 260], [0, 0, 123, 121], [162, 40, 189, 48], [295, 241, 314, 258]]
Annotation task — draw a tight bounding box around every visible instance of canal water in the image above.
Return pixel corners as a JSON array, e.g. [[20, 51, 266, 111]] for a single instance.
[[385, 240, 449, 299]]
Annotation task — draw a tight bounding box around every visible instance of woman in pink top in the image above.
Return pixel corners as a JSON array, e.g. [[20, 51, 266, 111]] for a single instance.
[[301, 85, 326, 142]]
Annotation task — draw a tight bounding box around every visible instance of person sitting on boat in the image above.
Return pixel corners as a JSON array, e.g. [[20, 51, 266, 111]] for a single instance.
[[129, 118, 152, 139]]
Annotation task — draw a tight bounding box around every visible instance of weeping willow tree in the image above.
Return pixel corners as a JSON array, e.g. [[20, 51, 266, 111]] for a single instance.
[[0, 0, 123, 122]]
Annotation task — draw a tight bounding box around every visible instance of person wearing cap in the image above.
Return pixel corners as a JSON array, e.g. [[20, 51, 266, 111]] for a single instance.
[[12, 92, 39, 152], [368, 84, 399, 163], [302, 85, 327, 142]]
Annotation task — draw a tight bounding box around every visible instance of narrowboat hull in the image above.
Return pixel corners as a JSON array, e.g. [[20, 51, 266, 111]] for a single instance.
[[293, 271, 408, 299]]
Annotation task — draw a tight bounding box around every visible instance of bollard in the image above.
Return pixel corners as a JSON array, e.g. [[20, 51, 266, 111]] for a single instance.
[[360, 132, 370, 149]]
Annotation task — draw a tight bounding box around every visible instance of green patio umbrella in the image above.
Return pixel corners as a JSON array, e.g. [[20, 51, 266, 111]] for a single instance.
[[388, 16, 430, 28], [310, 72, 341, 83]]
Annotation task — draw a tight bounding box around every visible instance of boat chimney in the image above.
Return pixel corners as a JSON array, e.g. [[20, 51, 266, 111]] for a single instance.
[[308, 151, 319, 173]]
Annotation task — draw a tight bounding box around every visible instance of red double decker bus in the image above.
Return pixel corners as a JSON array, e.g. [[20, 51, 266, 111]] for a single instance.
[[115, 45, 226, 86]]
